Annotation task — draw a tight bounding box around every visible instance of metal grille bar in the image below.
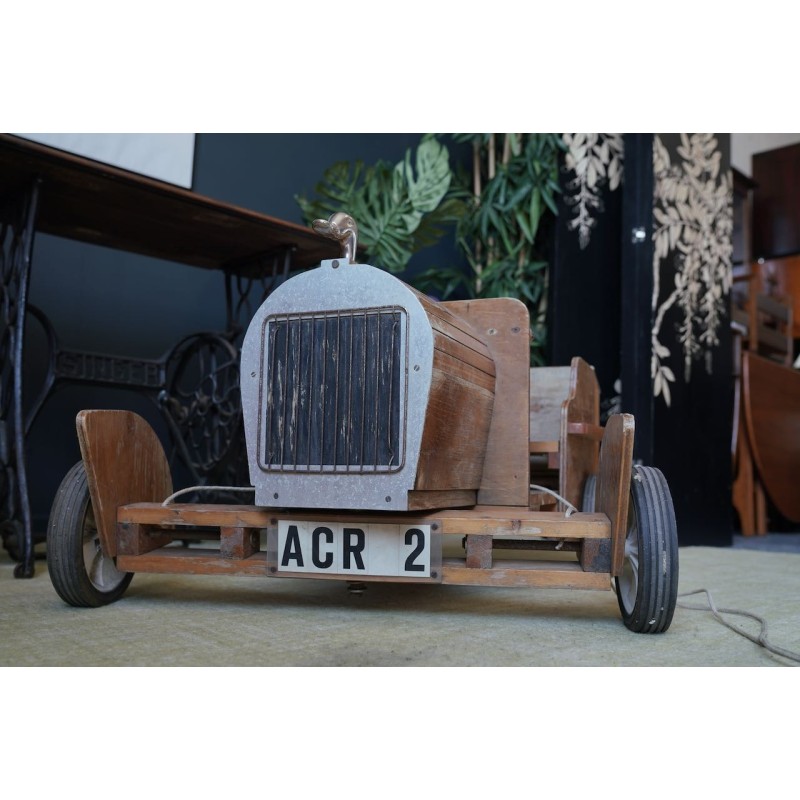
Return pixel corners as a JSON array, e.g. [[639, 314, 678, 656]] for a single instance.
[[262, 307, 404, 473]]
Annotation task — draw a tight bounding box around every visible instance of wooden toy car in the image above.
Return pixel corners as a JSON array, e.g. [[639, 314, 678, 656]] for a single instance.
[[46, 215, 679, 633]]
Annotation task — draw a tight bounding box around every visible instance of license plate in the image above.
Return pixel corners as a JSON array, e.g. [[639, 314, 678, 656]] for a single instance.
[[272, 521, 438, 580]]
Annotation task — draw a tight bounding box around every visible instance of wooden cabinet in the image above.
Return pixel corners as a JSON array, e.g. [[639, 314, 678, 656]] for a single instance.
[[753, 142, 800, 260]]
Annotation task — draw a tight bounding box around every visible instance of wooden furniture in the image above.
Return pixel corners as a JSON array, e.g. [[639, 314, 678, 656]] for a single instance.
[[738, 352, 800, 529], [0, 133, 339, 576], [753, 142, 800, 260], [732, 288, 795, 534], [529, 357, 602, 510], [731, 162, 794, 535]]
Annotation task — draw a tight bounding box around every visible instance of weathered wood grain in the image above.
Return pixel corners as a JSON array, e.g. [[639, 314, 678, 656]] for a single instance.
[[119, 503, 611, 539], [441, 298, 530, 506], [595, 414, 635, 576], [77, 410, 172, 558], [560, 357, 601, 509], [442, 559, 610, 590]]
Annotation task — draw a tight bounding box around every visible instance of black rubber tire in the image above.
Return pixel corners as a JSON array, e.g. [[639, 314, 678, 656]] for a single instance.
[[46, 461, 133, 607], [582, 474, 597, 512], [615, 465, 679, 633]]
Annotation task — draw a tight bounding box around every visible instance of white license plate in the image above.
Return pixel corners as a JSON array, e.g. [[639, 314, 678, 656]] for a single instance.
[[274, 521, 436, 579]]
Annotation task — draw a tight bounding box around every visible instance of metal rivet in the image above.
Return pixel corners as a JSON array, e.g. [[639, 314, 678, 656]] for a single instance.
[[431, 571, 438, 579], [273, 492, 279, 499], [270, 566, 277, 574], [332, 260, 340, 269], [385, 496, 391, 502], [487, 328, 497, 335]]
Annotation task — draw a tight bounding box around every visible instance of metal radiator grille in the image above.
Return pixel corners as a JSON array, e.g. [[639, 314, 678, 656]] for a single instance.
[[262, 307, 405, 472]]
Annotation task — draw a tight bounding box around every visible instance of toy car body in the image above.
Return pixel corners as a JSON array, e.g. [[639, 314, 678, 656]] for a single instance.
[[47, 243, 679, 633]]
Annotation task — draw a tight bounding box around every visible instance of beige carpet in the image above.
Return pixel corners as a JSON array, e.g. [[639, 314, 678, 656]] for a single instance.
[[1, 545, 798, 667]]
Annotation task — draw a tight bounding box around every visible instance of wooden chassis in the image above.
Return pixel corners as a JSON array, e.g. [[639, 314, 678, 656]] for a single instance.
[[76, 408, 634, 597]]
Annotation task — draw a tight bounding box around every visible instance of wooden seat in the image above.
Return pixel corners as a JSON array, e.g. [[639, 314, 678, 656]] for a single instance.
[[529, 357, 601, 510]]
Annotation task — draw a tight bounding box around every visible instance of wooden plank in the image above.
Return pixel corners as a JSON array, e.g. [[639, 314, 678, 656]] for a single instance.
[[441, 298, 530, 506], [465, 535, 493, 568], [415, 365, 494, 492], [431, 348, 496, 392], [529, 366, 571, 443], [119, 547, 609, 589], [220, 526, 259, 559], [595, 414, 635, 576], [120, 503, 274, 528], [579, 538, 612, 573], [430, 321, 496, 376], [442, 559, 610, 590], [566, 422, 604, 441], [407, 490, 476, 510], [117, 549, 268, 577], [560, 357, 601, 509], [119, 503, 611, 539], [77, 410, 173, 558], [117, 522, 173, 556], [529, 440, 559, 454]]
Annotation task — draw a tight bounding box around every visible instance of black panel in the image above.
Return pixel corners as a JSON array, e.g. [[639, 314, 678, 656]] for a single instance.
[[263, 309, 403, 472], [648, 134, 734, 546], [548, 138, 623, 408], [620, 133, 655, 464]]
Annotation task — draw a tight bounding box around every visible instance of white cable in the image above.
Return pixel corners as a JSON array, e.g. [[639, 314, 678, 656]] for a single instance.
[[529, 484, 578, 516], [678, 588, 800, 664], [161, 485, 255, 506]]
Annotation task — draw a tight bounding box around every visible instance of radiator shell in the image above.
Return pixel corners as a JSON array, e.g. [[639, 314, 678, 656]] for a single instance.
[[241, 258, 495, 511]]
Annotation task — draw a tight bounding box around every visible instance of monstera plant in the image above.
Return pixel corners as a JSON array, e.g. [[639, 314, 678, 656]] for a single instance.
[[296, 135, 465, 273], [415, 133, 565, 364], [298, 133, 565, 364]]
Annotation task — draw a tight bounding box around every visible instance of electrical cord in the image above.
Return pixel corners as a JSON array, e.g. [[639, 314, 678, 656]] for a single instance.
[[161, 485, 255, 506], [677, 588, 800, 664], [529, 484, 578, 516]]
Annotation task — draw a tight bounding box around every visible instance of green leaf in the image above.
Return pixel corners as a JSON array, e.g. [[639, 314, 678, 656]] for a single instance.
[[405, 138, 452, 214]]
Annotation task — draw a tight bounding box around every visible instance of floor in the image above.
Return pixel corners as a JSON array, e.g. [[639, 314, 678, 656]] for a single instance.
[[732, 531, 800, 553]]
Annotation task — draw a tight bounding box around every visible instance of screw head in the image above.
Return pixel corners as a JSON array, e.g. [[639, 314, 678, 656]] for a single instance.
[[332, 260, 340, 269]]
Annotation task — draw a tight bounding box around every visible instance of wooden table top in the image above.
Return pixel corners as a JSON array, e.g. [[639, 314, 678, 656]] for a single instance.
[[0, 133, 338, 273]]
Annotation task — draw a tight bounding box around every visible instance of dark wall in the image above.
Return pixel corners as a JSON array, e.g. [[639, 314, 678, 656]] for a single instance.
[[24, 134, 435, 529]]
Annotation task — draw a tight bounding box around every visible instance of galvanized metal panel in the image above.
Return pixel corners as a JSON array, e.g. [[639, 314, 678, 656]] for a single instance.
[[241, 258, 434, 511]]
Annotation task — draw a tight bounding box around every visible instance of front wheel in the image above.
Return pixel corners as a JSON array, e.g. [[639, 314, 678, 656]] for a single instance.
[[615, 465, 679, 633], [47, 461, 133, 607]]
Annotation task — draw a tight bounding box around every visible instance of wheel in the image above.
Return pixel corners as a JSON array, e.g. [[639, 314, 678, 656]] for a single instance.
[[46, 461, 133, 607], [615, 465, 679, 633], [581, 474, 597, 512]]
